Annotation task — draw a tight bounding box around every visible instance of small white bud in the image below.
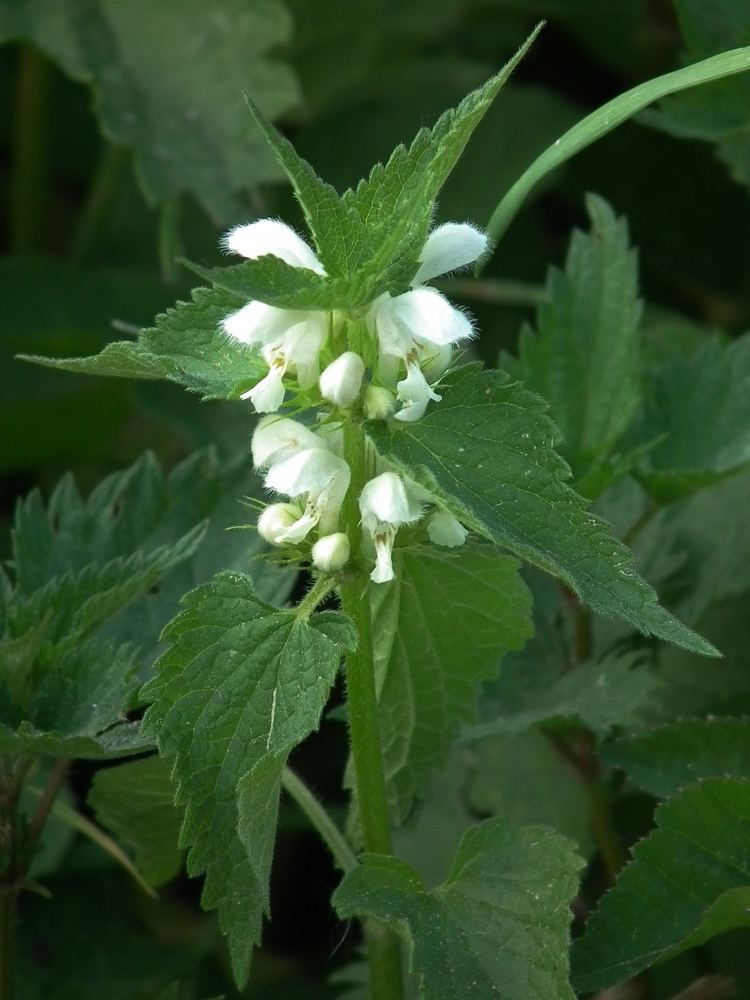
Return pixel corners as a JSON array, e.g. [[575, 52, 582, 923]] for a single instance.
[[363, 385, 396, 420], [420, 343, 453, 382], [427, 510, 468, 548], [312, 532, 350, 573], [257, 503, 302, 545], [319, 352, 365, 408], [359, 472, 423, 584]]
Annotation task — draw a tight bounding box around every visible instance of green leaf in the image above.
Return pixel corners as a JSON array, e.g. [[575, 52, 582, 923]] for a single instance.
[[140, 571, 355, 987], [22, 284, 265, 400], [653, 1, 750, 192], [367, 364, 715, 656], [634, 332, 750, 500], [571, 779, 750, 991], [604, 718, 750, 798], [486, 44, 750, 244], [89, 755, 183, 887], [371, 544, 532, 822], [469, 650, 661, 741], [334, 817, 583, 1000], [0, 0, 300, 217], [517, 194, 641, 482]]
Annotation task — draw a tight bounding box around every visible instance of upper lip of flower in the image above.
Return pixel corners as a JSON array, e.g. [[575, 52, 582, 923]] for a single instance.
[[223, 218, 326, 276]]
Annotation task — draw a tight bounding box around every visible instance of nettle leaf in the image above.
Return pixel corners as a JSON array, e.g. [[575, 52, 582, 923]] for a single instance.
[[370, 544, 532, 823], [140, 571, 355, 986], [246, 26, 542, 301], [470, 650, 661, 741], [653, 0, 750, 192], [572, 779, 750, 991], [89, 755, 183, 887], [634, 331, 750, 500], [517, 194, 641, 483], [334, 817, 583, 1000], [604, 718, 750, 798], [0, 0, 299, 217], [22, 285, 264, 400], [367, 363, 715, 656]]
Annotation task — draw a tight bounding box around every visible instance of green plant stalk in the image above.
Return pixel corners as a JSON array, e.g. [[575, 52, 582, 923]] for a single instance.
[[281, 767, 357, 873], [69, 144, 128, 264], [10, 47, 51, 255], [340, 418, 404, 1000]]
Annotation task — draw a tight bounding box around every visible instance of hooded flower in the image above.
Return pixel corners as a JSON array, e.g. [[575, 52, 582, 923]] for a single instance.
[[251, 415, 325, 471], [359, 472, 423, 583], [221, 221, 329, 413], [368, 223, 487, 421], [265, 447, 350, 543]]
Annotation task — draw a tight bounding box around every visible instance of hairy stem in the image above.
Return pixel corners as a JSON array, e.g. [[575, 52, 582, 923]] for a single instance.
[[10, 47, 51, 254], [340, 419, 404, 1000], [281, 767, 357, 873]]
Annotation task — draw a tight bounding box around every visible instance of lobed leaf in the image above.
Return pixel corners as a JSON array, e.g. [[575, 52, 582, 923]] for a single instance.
[[367, 363, 716, 656], [334, 817, 583, 1000], [140, 571, 355, 986]]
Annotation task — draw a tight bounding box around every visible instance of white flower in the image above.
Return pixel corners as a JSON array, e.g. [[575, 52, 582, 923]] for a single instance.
[[265, 448, 350, 542], [257, 502, 303, 545], [319, 352, 365, 408], [251, 416, 323, 470], [363, 385, 396, 420], [395, 360, 441, 423], [426, 510, 468, 548], [221, 220, 330, 413], [367, 222, 486, 421], [223, 219, 325, 275], [312, 532, 350, 573], [359, 472, 422, 583]]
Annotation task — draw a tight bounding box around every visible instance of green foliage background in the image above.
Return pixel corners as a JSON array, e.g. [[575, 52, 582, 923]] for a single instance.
[[2, 1, 750, 997]]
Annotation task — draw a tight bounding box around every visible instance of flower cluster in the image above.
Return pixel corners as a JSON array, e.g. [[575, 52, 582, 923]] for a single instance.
[[224, 218, 483, 582]]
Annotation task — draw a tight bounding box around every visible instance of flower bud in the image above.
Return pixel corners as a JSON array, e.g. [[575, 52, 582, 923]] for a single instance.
[[312, 532, 350, 573], [427, 510, 467, 548], [319, 352, 365, 408], [257, 503, 302, 545], [363, 385, 396, 420], [420, 343, 453, 382]]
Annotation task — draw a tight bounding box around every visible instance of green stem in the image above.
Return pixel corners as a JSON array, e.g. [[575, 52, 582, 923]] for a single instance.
[[25, 759, 70, 859], [439, 277, 548, 307], [0, 888, 15, 1000], [295, 575, 339, 620], [68, 143, 127, 264], [281, 767, 357, 873], [158, 197, 183, 284], [10, 47, 51, 255], [340, 419, 404, 1000]]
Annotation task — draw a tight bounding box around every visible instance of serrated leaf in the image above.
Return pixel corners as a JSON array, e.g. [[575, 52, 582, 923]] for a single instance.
[[572, 779, 750, 991], [140, 571, 355, 986], [604, 718, 750, 798], [0, 0, 300, 217], [653, 1, 750, 192], [633, 332, 750, 500], [517, 194, 641, 481], [370, 544, 532, 822], [367, 363, 715, 656], [334, 817, 583, 1000], [22, 284, 264, 400], [89, 755, 183, 887], [469, 650, 661, 741]]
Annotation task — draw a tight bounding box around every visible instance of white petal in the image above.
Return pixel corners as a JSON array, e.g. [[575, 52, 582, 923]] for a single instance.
[[359, 472, 422, 534], [223, 219, 325, 274], [369, 293, 413, 359], [222, 301, 301, 346], [276, 503, 320, 543], [371, 531, 396, 584], [312, 532, 350, 573], [390, 287, 474, 347], [257, 502, 303, 544], [395, 361, 441, 423], [251, 416, 323, 470], [265, 448, 349, 503], [319, 352, 365, 408], [244, 364, 287, 413], [283, 318, 327, 389], [427, 510, 468, 548], [412, 222, 488, 284]]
